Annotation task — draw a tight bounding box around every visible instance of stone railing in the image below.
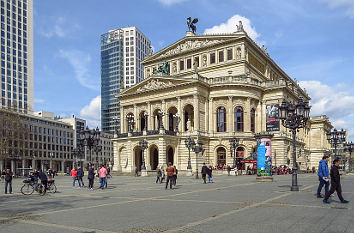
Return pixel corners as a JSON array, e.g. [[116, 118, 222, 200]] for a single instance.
[[116, 130, 178, 138]]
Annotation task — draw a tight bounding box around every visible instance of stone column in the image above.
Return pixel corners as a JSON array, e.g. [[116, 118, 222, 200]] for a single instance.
[[158, 137, 167, 168], [0, 159, 3, 172], [113, 141, 121, 172], [162, 100, 167, 129], [11, 160, 15, 174], [228, 96, 233, 132], [22, 159, 26, 176], [245, 97, 251, 132], [61, 160, 65, 173], [120, 105, 125, 133], [208, 97, 213, 134], [205, 98, 209, 133], [50, 159, 53, 170], [32, 159, 36, 170], [133, 104, 138, 131], [147, 101, 152, 131], [193, 94, 199, 132], [146, 147, 151, 170], [41, 160, 44, 171], [177, 97, 182, 132]]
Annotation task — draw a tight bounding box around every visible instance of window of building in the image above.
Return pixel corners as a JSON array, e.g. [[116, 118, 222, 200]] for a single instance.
[[187, 58, 191, 69], [234, 106, 244, 132], [250, 108, 255, 133], [217, 107, 226, 132], [210, 53, 216, 64], [227, 49, 233, 60], [219, 50, 224, 62], [179, 60, 184, 71]]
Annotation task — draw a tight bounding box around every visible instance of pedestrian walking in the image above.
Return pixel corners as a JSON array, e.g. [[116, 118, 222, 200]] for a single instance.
[[99, 165, 108, 189], [323, 159, 349, 204], [4, 168, 13, 194], [104, 164, 108, 188], [172, 166, 178, 186], [207, 166, 214, 183], [234, 166, 238, 176], [160, 166, 165, 183], [201, 163, 208, 184], [156, 166, 162, 183], [88, 164, 95, 190], [227, 165, 231, 176], [317, 155, 329, 198], [71, 167, 77, 187], [77, 167, 85, 187], [135, 167, 139, 177], [165, 162, 175, 189]]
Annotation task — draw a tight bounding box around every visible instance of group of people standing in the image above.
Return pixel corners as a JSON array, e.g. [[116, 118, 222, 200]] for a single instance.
[[70, 164, 110, 190], [155, 162, 178, 189], [317, 155, 349, 204], [201, 163, 214, 184]]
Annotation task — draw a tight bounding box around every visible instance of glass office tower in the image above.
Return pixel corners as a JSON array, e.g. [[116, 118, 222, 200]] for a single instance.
[[0, 0, 33, 112], [101, 27, 151, 134]]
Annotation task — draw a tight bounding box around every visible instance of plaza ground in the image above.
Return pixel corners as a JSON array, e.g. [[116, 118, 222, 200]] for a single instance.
[[0, 173, 353, 233]]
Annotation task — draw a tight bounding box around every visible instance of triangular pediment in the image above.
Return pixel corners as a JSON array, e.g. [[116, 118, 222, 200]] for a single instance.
[[143, 32, 246, 64], [117, 75, 195, 98]]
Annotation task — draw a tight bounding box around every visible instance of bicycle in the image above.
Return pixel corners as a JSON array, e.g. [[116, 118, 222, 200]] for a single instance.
[[46, 179, 57, 193], [21, 178, 46, 196]]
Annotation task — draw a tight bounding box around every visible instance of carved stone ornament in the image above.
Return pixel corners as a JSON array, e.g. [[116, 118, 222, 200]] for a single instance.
[[136, 79, 174, 93], [160, 39, 223, 58]]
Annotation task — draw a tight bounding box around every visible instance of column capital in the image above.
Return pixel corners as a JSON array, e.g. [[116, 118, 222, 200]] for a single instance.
[[209, 97, 213, 102], [177, 96, 181, 101], [228, 96, 233, 101]]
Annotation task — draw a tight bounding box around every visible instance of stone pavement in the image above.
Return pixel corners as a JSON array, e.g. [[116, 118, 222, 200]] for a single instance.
[[0, 173, 353, 233]]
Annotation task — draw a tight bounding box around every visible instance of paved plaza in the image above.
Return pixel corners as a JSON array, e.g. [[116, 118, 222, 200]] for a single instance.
[[0, 173, 353, 233]]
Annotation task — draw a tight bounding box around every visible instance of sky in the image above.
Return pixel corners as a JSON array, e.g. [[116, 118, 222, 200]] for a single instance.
[[34, 0, 354, 141]]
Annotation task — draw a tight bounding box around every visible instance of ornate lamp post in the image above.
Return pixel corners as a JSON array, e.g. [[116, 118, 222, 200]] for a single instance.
[[127, 114, 135, 132], [326, 128, 346, 158], [193, 139, 204, 179], [184, 136, 195, 170], [80, 126, 100, 167], [138, 139, 148, 170], [94, 145, 102, 167], [229, 137, 239, 168], [173, 113, 181, 132], [279, 98, 311, 191], [344, 141, 354, 172]]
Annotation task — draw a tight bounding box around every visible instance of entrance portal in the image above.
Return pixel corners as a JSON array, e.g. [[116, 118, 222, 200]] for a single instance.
[[150, 146, 159, 170], [134, 147, 143, 171], [167, 147, 174, 165]]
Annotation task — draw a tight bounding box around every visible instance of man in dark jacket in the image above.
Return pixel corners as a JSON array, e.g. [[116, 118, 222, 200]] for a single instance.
[[38, 169, 48, 191], [317, 155, 329, 198], [88, 165, 95, 190], [323, 159, 349, 204], [4, 168, 13, 194], [201, 163, 208, 184], [77, 167, 85, 187]]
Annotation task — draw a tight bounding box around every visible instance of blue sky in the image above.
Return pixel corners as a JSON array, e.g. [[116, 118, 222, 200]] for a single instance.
[[34, 0, 354, 141]]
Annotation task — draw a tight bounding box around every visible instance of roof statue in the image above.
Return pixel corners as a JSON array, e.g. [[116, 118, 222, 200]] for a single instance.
[[236, 20, 244, 32], [187, 17, 198, 33], [152, 61, 170, 75]]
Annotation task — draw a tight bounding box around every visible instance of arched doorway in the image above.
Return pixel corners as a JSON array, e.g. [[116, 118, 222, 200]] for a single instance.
[[167, 146, 174, 165], [149, 146, 159, 170], [153, 109, 162, 130], [183, 104, 194, 132], [236, 147, 245, 170], [216, 147, 226, 167], [139, 111, 148, 131], [134, 147, 143, 171]]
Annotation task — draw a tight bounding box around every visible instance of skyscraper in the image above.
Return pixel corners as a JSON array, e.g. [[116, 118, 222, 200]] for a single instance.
[[101, 26, 151, 134], [0, 0, 33, 112]]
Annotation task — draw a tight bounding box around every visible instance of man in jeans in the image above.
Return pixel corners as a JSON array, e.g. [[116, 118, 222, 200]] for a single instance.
[[317, 155, 329, 198], [99, 165, 107, 189], [70, 167, 77, 187], [77, 167, 85, 188], [4, 168, 13, 194]]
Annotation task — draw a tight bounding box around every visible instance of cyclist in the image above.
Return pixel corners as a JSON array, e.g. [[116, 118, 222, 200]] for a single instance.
[[38, 169, 48, 191]]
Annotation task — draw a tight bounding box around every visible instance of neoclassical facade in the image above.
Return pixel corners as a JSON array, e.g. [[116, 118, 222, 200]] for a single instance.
[[112, 28, 331, 174]]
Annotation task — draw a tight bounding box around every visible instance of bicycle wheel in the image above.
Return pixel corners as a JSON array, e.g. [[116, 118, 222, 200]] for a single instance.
[[48, 184, 57, 193], [21, 184, 34, 195], [37, 184, 46, 196]]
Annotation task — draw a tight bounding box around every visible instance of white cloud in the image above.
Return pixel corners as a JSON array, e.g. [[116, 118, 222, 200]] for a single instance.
[[40, 17, 80, 38], [299, 80, 354, 141], [80, 96, 101, 128], [59, 49, 99, 90], [157, 0, 187, 6], [34, 98, 45, 104], [204, 14, 260, 41], [320, 0, 354, 18]]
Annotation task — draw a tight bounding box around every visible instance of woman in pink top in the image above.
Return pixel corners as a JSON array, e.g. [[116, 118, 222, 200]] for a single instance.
[[99, 165, 107, 189], [71, 168, 77, 187]]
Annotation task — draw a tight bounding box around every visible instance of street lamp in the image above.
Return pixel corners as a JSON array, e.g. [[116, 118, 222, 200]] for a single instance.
[[229, 137, 239, 168], [326, 128, 346, 158], [80, 126, 101, 167], [344, 141, 354, 172], [138, 139, 148, 170], [279, 98, 311, 191], [173, 113, 181, 132], [94, 144, 102, 167], [193, 139, 204, 179], [184, 136, 195, 170]]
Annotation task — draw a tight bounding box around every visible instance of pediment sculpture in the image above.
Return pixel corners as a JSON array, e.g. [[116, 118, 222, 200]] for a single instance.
[[136, 79, 174, 93]]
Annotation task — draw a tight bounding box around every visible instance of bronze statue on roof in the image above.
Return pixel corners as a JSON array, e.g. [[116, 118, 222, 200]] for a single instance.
[[187, 17, 198, 33]]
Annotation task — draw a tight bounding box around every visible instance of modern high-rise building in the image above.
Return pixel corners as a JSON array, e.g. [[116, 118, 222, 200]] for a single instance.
[[100, 26, 151, 134], [0, 0, 33, 112]]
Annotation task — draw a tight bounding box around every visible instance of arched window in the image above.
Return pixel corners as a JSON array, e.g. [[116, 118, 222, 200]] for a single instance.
[[234, 107, 243, 132], [217, 107, 226, 132], [250, 108, 255, 133], [216, 147, 226, 167]]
